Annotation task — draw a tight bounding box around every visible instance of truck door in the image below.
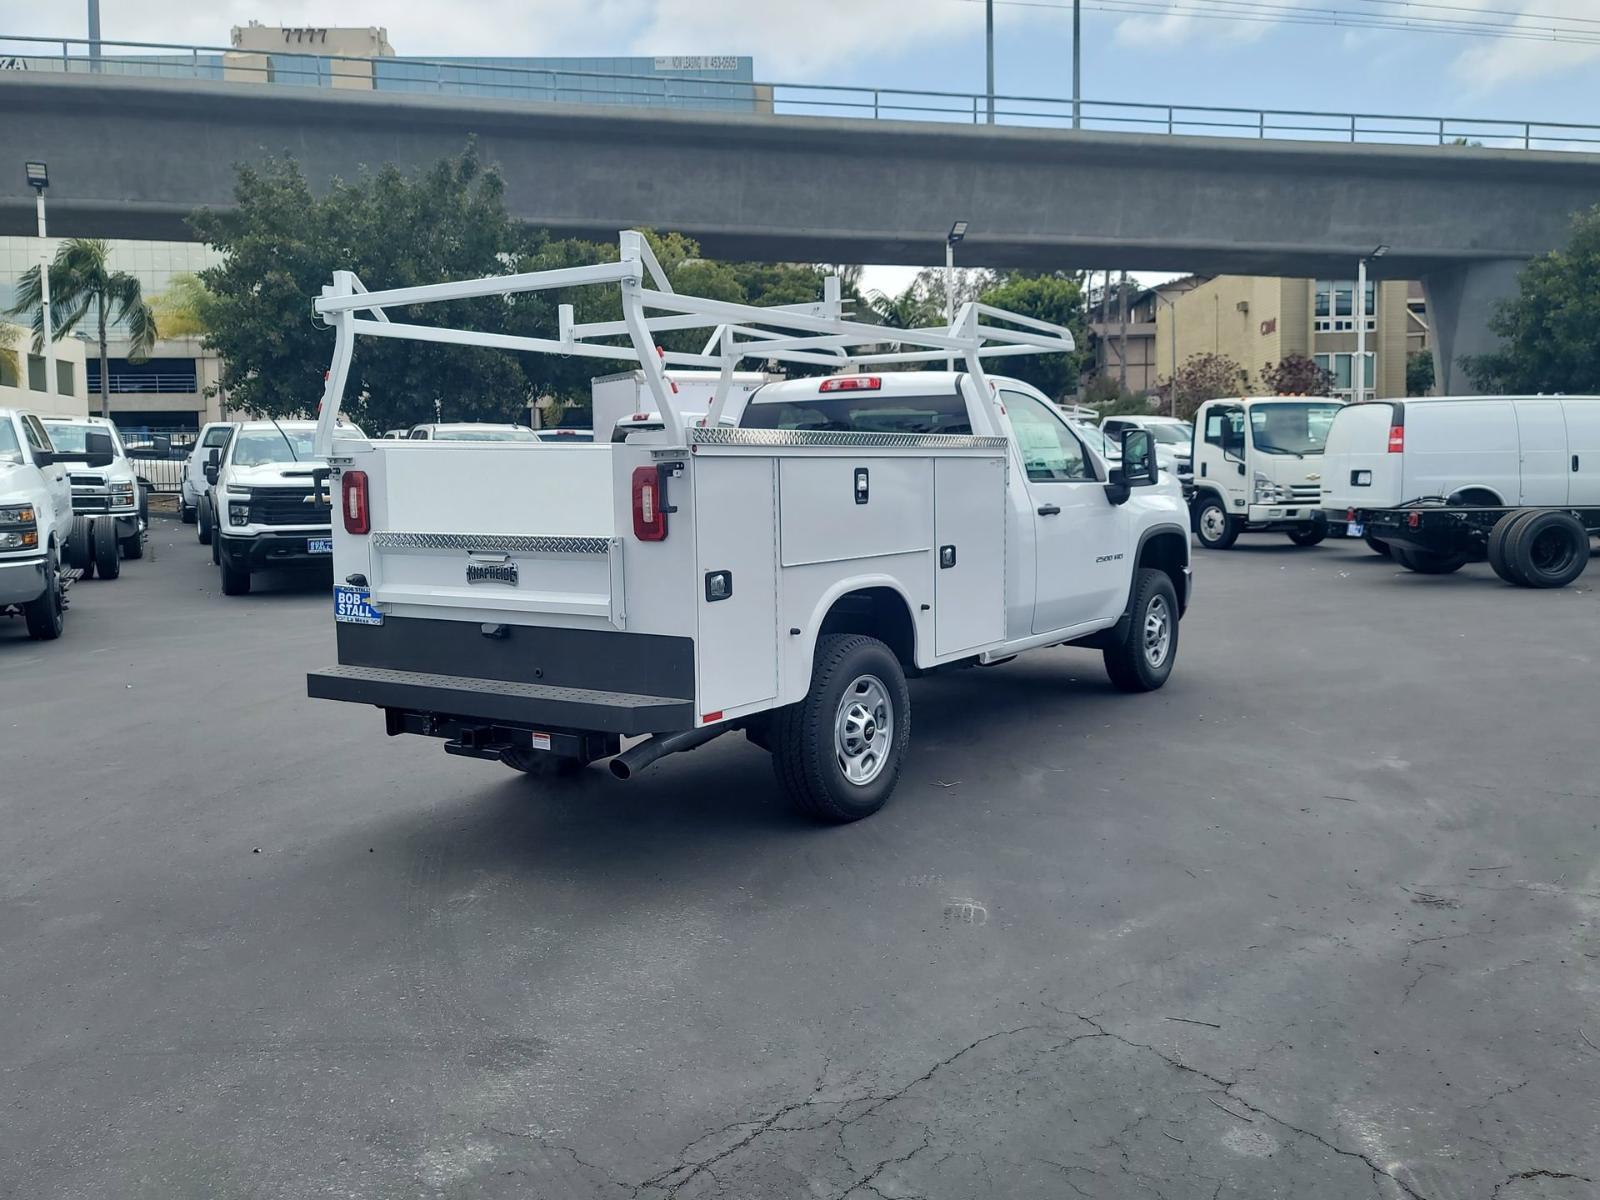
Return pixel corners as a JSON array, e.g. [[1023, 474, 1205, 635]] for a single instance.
[[1561, 399, 1600, 505], [1002, 390, 1127, 633], [1196, 403, 1248, 513], [1514, 399, 1569, 506]]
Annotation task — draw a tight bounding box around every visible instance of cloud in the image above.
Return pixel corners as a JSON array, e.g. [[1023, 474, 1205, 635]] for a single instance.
[[1445, 0, 1600, 89]]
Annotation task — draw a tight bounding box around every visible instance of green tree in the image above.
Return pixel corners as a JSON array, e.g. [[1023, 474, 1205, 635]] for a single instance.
[[1162, 352, 1249, 420], [1464, 205, 1600, 394], [863, 283, 940, 331], [149, 273, 216, 339], [1259, 354, 1333, 396], [977, 273, 1087, 400], [1406, 350, 1435, 397], [9, 238, 157, 418]]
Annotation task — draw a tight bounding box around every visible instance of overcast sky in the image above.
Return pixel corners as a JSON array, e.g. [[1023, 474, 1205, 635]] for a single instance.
[[3, 0, 1596, 292]]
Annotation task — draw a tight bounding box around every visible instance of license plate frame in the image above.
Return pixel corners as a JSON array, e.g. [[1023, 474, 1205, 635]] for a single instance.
[[333, 584, 383, 625], [307, 537, 334, 554], [1347, 522, 1365, 538]]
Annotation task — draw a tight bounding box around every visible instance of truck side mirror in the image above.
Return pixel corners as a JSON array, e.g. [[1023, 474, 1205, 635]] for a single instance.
[[204, 446, 220, 484], [1120, 428, 1159, 487], [83, 430, 116, 469]]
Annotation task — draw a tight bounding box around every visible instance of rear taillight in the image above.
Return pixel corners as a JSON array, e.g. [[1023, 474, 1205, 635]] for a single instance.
[[819, 375, 882, 393], [341, 470, 369, 535], [632, 466, 667, 541], [1387, 425, 1404, 453]]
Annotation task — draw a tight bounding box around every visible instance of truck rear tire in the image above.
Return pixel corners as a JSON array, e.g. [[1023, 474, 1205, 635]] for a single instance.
[[772, 633, 910, 823], [1507, 511, 1589, 589], [1287, 525, 1326, 547], [502, 746, 586, 778], [220, 558, 251, 595], [1103, 568, 1179, 693], [180, 500, 197, 524], [1364, 534, 1391, 558], [1487, 510, 1536, 585], [23, 552, 65, 641], [198, 499, 213, 545], [92, 517, 121, 580], [1193, 496, 1238, 550], [65, 515, 93, 572], [1392, 545, 1467, 575]]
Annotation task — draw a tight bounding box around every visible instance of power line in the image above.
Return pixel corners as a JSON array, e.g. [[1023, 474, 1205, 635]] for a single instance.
[[953, 0, 1600, 46], [1343, 0, 1600, 30]]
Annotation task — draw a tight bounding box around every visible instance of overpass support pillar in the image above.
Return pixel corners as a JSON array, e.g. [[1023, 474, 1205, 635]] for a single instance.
[[1421, 259, 1525, 395]]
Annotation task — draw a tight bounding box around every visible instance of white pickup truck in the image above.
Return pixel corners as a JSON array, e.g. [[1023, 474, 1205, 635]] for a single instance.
[[305, 233, 1192, 821], [41, 415, 146, 580], [0, 408, 113, 640]]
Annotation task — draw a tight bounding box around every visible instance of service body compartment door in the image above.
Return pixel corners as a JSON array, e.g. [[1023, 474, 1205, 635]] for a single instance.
[[933, 456, 1006, 656], [695, 457, 778, 716], [778, 457, 933, 566]]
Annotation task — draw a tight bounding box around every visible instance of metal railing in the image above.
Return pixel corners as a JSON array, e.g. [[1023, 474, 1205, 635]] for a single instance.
[[86, 372, 200, 395], [120, 427, 199, 492], [3, 34, 1598, 152]]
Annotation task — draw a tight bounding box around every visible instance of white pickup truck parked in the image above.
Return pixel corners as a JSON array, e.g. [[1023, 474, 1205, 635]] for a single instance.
[[305, 233, 1192, 821], [0, 408, 113, 640], [40, 415, 146, 580]]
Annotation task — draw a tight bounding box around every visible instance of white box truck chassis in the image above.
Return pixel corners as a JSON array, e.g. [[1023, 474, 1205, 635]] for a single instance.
[[305, 232, 1191, 821]]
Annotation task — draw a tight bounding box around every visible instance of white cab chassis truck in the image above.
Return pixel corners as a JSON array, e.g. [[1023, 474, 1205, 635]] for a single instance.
[[0, 408, 113, 639], [1322, 395, 1600, 587], [41, 415, 147, 581], [1190, 396, 1346, 550], [305, 233, 1192, 822]]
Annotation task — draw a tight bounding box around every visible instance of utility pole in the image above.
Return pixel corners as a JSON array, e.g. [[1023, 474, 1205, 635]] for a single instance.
[[26, 163, 54, 401], [1356, 244, 1389, 404], [1117, 269, 1129, 393], [945, 221, 968, 370], [985, 0, 996, 124], [87, 0, 102, 73], [1072, 0, 1082, 130]]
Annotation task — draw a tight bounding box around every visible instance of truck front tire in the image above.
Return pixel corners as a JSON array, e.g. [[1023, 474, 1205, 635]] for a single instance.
[[1392, 545, 1467, 575], [92, 517, 121, 580], [23, 552, 65, 641], [1287, 523, 1326, 547], [772, 633, 910, 823], [198, 500, 213, 545], [220, 558, 251, 595], [119, 494, 147, 560], [1193, 496, 1239, 550], [1103, 568, 1179, 693]]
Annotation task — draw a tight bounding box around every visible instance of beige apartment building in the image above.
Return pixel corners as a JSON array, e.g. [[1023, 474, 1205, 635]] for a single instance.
[[1155, 275, 1420, 400]]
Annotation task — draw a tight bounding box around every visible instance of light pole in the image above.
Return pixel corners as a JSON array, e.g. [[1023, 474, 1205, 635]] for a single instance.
[[1072, 0, 1082, 130], [87, 0, 102, 72], [1355, 243, 1388, 405], [1154, 290, 1179, 414], [945, 220, 968, 370], [26, 162, 55, 401], [985, 0, 995, 124]]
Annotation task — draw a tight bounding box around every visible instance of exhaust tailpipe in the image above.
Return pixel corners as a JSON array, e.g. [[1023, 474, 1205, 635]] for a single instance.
[[609, 726, 725, 781]]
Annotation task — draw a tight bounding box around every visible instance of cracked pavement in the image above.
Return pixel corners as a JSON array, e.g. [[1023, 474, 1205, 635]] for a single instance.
[[3, 525, 1599, 1198]]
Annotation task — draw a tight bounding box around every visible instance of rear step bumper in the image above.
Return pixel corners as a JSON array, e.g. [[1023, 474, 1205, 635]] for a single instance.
[[306, 664, 694, 735]]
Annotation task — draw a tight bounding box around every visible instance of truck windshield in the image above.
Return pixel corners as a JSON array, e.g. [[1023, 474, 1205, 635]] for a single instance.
[[740, 394, 970, 435], [1249, 403, 1342, 456], [42, 422, 123, 457], [1146, 423, 1193, 445], [232, 428, 318, 466]]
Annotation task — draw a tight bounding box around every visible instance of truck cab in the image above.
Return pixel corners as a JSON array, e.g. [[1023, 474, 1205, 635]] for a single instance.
[[208, 420, 363, 596], [0, 408, 111, 640], [40, 415, 147, 578], [1190, 396, 1345, 549], [181, 421, 234, 524]]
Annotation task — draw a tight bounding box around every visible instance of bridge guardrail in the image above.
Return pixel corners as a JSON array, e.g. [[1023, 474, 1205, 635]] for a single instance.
[[2, 34, 1597, 153]]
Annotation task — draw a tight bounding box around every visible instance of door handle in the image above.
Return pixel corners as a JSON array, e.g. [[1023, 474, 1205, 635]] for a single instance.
[[1574, 455, 1581, 472], [1037, 503, 1061, 516]]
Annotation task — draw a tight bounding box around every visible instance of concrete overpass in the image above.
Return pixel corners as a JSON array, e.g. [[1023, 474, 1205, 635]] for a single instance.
[[3, 73, 1598, 389]]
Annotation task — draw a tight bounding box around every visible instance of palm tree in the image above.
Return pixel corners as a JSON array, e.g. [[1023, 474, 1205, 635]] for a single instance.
[[9, 238, 157, 418], [864, 284, 938, 330]]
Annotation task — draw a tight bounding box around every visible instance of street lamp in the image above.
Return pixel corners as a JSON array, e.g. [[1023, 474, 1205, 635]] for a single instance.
[[946, 221, 968, 369], [1354, 243, 1388, 405], [26, 161, 55, 402]]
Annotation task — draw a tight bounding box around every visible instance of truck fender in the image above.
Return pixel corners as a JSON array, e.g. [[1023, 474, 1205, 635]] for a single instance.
[[1099, 523, 1191, 646], [790, 574, 921, 698]]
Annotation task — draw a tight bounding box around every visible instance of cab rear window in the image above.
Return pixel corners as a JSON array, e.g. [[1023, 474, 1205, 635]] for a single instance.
[[739, 394, 970, 435]]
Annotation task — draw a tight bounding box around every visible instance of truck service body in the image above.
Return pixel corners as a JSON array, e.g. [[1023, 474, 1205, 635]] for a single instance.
[[305, 232, 1191, 820], [1322, 395, 1600, 585]]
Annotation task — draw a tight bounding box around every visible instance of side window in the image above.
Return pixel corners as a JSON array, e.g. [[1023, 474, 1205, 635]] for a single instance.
[[1004, 391, 1091, 483], [1204, 408, 1245, 454], [410, 429, 429, 440], [1104, 420, 1125, 436], [22, 414, 54, 456]]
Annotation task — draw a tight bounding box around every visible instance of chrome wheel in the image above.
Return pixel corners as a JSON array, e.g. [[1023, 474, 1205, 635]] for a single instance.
[[1143, 594, 1172, 668], [1199, 505, 1227, 543], [834, 674, 893, 787]]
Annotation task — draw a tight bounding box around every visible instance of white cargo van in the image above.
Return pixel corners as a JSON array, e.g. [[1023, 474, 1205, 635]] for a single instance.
[[1323, 396, 1600, 585], [303, 232, 1192, 823], [1189, 396, 1345, 549]]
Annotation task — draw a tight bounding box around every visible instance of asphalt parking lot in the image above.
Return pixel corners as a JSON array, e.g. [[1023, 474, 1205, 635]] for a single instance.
[[4, 518, 1598, 1200]]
